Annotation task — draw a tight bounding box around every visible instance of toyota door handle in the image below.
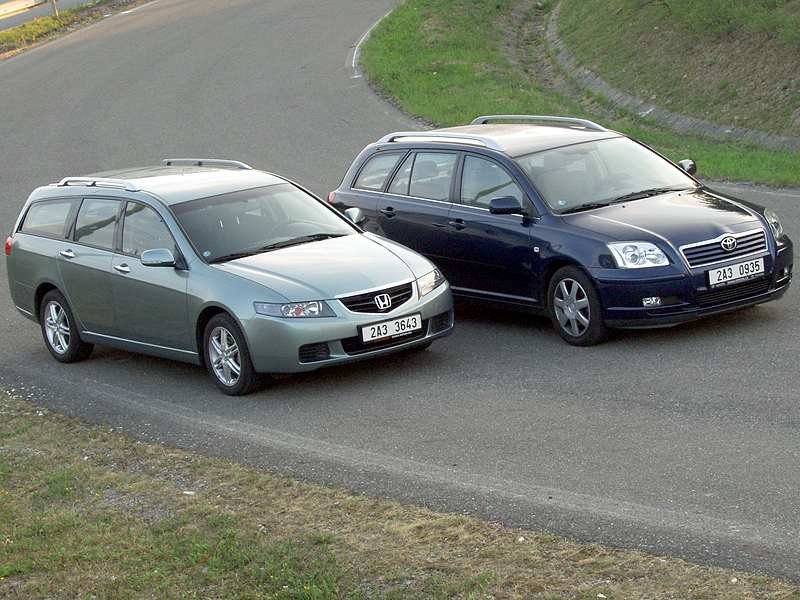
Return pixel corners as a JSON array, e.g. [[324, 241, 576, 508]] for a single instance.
[[433, 222, 448, 228], [114, 264, 131, 274], [59, 249, 75, 259], [448, 220, 466, 230], [380, 208, 396, 217]]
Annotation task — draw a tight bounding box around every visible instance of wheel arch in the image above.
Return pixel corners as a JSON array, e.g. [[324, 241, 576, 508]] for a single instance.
[[195, 303, 249, 367], [34, 281, 61, 323], [541, 258, 588, 308]]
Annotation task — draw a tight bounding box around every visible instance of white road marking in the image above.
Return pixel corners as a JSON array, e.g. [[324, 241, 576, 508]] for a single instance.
[[350, 9, 393, 79], [120, 0, 161, 15]]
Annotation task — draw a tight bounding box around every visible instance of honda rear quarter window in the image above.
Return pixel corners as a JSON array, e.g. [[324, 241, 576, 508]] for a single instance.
[[20, 199, 74, 237]]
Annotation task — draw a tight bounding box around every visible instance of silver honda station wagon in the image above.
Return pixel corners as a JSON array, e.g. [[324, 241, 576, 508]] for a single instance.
[[5, 159, 454, 395]]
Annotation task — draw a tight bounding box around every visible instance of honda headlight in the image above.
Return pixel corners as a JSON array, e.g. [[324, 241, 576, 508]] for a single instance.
[[417, 269, 445, 296], [254, 300, 335, 318], [764, 208, 785, 241], [607, 242, 669, 268]]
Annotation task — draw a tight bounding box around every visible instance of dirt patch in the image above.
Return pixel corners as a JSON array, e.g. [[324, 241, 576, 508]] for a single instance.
[[501, 0, 619, 119]]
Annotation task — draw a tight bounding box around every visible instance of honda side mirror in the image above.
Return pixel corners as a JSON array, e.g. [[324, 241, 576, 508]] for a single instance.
[[344, 207, 366, 225], [677, 159, 697, 175], [140, 248, 176, 267]]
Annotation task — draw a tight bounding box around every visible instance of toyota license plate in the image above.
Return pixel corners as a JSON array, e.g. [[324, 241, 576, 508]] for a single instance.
[[708, 257, 764, 288], [361, 314, 422, 343]]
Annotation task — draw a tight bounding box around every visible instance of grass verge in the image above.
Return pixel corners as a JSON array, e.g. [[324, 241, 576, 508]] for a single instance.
[[558, 0, 800, 137], [360, 0, 800, 187], [1, 392, 799, 598], [0, 0, 142, 58]]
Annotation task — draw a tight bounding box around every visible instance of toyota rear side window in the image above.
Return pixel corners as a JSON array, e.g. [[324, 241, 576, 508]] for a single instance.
[[408, 152, 457, 201]]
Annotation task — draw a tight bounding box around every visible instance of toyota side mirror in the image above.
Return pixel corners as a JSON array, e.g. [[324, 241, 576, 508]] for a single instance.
[[677, 159, 697, 175], [344, 207, 366, 225], [141, 248, 176, 267], [489, 196, 524, 215]]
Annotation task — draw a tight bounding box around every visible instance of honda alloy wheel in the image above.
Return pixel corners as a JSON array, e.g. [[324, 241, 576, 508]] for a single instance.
[[203, 313, 265, 395], [39, 290, 93, 362]]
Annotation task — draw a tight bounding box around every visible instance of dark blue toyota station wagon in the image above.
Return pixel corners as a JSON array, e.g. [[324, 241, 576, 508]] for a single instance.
[[330, 115, 793, 345]]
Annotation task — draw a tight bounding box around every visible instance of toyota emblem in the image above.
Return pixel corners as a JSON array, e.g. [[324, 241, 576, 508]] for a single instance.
[[374, 293, 392, 310], [720, 236, 738, 252]]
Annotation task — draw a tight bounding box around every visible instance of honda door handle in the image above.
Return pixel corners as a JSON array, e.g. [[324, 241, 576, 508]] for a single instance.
[[380, 207, 396, 217], [448, 220, 467, 230], [433, 222, 448, 228], [59, 249, 75, 259], [114, 264, 131, 274]]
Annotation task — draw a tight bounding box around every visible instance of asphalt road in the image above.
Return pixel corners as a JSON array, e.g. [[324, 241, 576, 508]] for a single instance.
[[1, 0, 799, 580]]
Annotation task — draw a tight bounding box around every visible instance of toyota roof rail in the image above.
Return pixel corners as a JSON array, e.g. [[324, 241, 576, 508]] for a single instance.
[[377, 132, 505, 151], [470, 115, 607, 131], [161, 158, 254, 170], [56, 177, 140, 192]]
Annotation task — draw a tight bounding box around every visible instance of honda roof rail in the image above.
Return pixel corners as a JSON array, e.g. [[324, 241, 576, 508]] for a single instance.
[[161, 158, 254, 170], [470, 115, 607, 131], [56, 177, 140, 192], [377, 132, 504, 151]]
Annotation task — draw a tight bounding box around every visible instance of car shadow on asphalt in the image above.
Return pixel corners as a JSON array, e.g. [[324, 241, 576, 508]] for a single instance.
[[40, 299, 782, 401]]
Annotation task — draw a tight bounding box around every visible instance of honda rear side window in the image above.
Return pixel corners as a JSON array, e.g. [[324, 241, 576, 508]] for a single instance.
[[74, 198, 119, 250], [20, 199, 74, 237], [354, 153, 403, 191]]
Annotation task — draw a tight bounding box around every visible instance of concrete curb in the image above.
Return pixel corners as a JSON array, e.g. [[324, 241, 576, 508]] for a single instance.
[[545, 1, 800, 152]]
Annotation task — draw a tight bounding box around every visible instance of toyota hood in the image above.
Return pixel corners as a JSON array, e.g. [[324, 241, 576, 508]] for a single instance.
[[563, 188, 764, 247], [212, 233, 425, 301]]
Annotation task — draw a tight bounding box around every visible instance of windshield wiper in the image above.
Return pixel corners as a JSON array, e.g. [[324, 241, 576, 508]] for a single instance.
[[558, 202, 611, 215], [608, 186, 692, 204], [209, 250, 264, 264], [209, 233, 346, 264], [259, 233, 347, 251]]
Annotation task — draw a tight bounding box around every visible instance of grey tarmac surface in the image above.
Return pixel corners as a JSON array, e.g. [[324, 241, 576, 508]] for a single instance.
[[1, 0, 799, 581]]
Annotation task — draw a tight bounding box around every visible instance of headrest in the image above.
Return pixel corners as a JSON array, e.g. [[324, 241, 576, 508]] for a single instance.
[[414, 160, 439, 179]]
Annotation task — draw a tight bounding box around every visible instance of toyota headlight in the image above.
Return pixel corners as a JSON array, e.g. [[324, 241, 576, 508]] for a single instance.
[[607, 242, 669, 268], [254, 300, 335, 318], [764, 208, 785, 241], [417, 269, 445, 296]]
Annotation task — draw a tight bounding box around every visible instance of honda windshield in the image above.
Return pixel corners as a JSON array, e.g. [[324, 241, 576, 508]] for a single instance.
[[172, 183, 355, 263]]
